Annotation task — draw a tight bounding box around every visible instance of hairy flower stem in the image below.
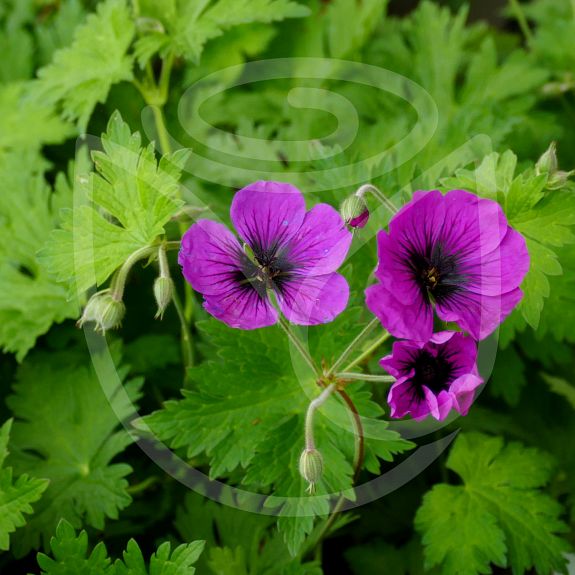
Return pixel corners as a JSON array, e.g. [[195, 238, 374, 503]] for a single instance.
[[157, 244, 170, 278], [304, 383, 336, 450], [305, 389, 365, 559], [341, 330, 391, 373], [111, 245, 157, 300], [327, 317, 379, 376], [336, 372, 395, 383], [356, 183, 398, 215], [134, 52, 197, 357], [278, 316, 321, 377]]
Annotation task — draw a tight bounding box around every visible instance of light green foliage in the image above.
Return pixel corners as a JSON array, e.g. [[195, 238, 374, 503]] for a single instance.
[[443, 150, 575, 331], [0, 152, 78, 360], [36, 519, 205, 575], [0, 419, 48, 551], [40, 112, 188, 295], [136, 0, 310, 66], [364, 2, 548, 180], [6, 345, 143, 554], [416, 433, 570, 575], [0, 84, 73, 159], [35, 0, 87, 67], [140, 320, 410, 554], [35, 0, 135, 130]]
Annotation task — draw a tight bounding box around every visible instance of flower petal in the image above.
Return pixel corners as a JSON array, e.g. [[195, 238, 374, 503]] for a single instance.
[[387, 377, 422, 419], [278, 272, 349, 325], [440, 189, 509, 259], [203, 289, 277, 330], [365, 283, 433, 341], [380, 340, 423, 379], [179, 219, 243, 296], [373, 230, 422, 305], [230, 181, 306, 252], [449, 374, 483, 415], [436, 288, 523, 340], [462, 226, 530, 296], [286, 203, 352, 276]]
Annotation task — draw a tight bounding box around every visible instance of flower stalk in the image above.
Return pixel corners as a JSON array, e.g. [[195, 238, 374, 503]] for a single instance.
[[355, 183, 398, 215]]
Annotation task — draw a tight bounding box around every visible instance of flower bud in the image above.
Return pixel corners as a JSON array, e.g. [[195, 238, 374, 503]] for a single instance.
[[547, 169, 574, 190], [154, 276, 173, 319], [78, 291, 125, 333], [341, 194, 369, 229], [299, 448, 323, 494], [536, 142, 558, 175]]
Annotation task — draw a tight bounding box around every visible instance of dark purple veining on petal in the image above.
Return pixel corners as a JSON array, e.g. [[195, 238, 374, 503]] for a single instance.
[[381, 331, 483, 421], [179, 181, 352, 329], [366, 189, 530, 341]]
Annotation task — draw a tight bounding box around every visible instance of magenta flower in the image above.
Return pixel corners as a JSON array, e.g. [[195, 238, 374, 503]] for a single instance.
[[365, 190, 529, 341], [381, 331, 483, 421], [179, 181, 352, 329]]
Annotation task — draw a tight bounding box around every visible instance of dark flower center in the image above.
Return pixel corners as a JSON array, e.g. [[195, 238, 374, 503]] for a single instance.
[[235, 241, 295, 297], [410, 350, 453, 396], [408, 242, 465, 303]]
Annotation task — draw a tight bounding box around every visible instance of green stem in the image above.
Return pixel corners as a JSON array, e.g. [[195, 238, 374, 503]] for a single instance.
[[508, 0, 533, 45], [356, 183, 398, 214], [165, 240, 181, 250], [328, 317, 379, 376], [157, 244, 170, 278], [278, 316, 321, 376], [172, 285, 194, 380], [127, 475, 159, 495], [304, 383, 336, 450], [307, 389, 364, 554], [341, 331, 391, 373], [336, 372, 395, 383], [111, 245, 157, 300], [152, 105, 172, 155]]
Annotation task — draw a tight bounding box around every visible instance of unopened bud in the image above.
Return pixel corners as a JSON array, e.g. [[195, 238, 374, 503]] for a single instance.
[[154, 276, 173, 319], [341, 194, 369, 229], [299, 448, 323, 494], [78, 291, 125, 333], [547, 169, 574, 190], [536, 142, 558, 175]]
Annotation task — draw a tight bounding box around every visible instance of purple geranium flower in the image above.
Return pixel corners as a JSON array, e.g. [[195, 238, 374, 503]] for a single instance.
[[365, 190, 529, 341], [179, 181, 352, 329], [381, 331, 483, 421]]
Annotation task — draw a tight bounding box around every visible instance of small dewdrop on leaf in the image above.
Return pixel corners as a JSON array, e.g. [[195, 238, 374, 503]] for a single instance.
[[154, 276, 173, 319], [78, 291, 125, 333], [299, 447, 323, 494], [341, 193, 369, 229]]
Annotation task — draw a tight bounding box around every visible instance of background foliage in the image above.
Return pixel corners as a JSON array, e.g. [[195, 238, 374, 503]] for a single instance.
[[0, 0, 574, 573]]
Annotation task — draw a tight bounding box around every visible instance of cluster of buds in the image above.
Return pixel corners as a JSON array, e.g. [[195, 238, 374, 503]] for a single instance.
[[536, 142, 574, 190], [77, 244, 175, 333]]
